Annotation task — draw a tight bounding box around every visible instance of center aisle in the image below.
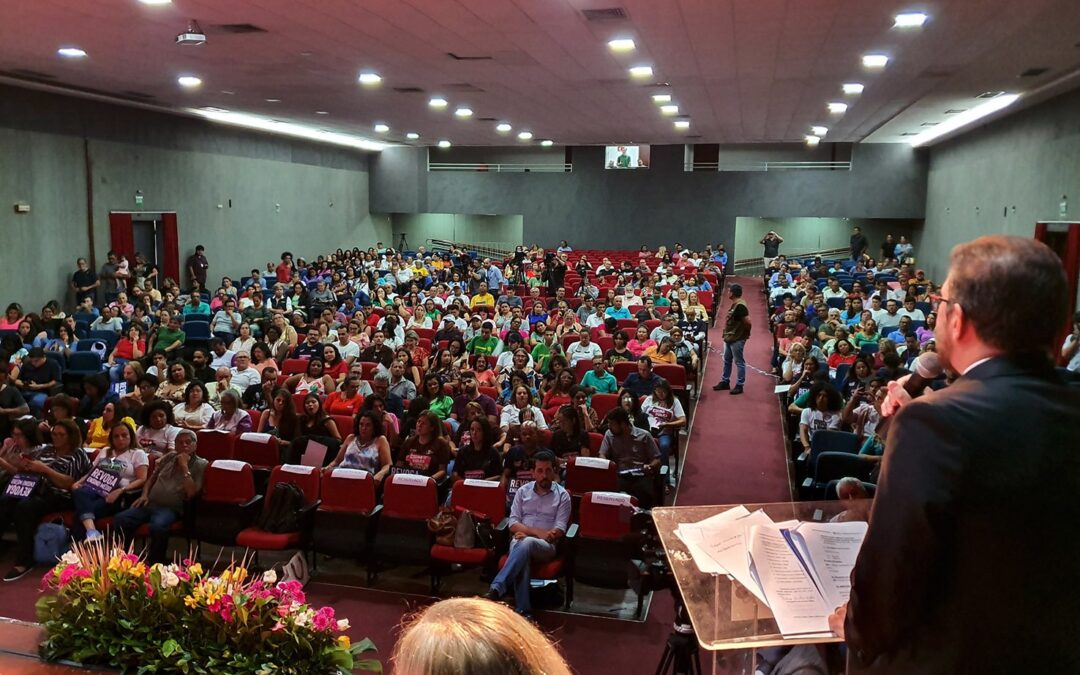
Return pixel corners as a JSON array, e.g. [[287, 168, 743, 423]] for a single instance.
[[675, 276, 792, 506]]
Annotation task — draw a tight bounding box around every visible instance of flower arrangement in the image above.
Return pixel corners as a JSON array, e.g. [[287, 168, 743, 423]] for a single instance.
[[36, 540, 380, 673]]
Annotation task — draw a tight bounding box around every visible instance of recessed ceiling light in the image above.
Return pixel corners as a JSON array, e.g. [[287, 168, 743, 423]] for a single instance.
[[138, 0, 172, 5], [373, 123, 390, 133], [406, 132, 420, 140], [629, 65, 653, 78], [811, 126, 828, 136], [909, 93, 1019, 147], [57, 47, 87, 58], [863, 54, 889, 68], [265, 98, 281, 103], [517, 131, 533, 140], [177, 75, 202, 88], [221, 90, 235, 95], [357, 72, 382, 85], [454, 107, 473, 118], [437, 139, 451, 148], [608, 38, 636, 52], [674, 119, 691, 129], [842, 83, 864, 95], [652, 93, 672, 103], [315, 111, 329, 115], [660, 104, 679, 115], [894, 12, 928, 28], [428, 97, 448, 108], [541, 139, 554, 146], [805, 134, 821, 146], [495, 122, 512, 132], [827, 102, 848, 114]]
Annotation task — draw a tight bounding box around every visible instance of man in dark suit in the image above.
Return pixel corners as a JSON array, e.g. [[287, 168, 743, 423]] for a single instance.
[[830, 236, 1080, 674]]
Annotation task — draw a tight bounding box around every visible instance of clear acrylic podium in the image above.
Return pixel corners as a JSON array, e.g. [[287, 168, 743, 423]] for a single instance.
[[651, 501, 870, 674]]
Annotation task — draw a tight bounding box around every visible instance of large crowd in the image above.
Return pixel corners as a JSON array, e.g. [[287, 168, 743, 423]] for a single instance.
[[0, 239, 724, 618]]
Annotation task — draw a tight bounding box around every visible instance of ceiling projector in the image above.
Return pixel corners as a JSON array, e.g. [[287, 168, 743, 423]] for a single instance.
[[176, 20, 206, 46]]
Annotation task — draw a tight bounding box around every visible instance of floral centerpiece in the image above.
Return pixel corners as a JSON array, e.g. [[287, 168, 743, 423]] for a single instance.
[[36, 540, 380, 673]]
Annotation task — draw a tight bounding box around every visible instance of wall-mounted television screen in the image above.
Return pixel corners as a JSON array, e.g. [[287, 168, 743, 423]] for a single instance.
[[604, 144, 650, 169]]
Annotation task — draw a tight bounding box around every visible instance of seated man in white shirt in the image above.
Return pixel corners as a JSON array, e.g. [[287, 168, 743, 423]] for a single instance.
[[821, 278, 847, 301], [585, 302, 608, 329], [566, 328, 603, 367], [208, 338, 235, 370], [896, 296, 926, 323], [769, 278, 797, 303], [229, 351, 261, 391]]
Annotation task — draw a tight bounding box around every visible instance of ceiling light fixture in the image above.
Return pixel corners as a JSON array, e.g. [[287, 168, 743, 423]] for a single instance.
[[428, 97, 448, 108], [265, 98, 281, 103], [437, 140, 452, 148], [674, 119, 690, 129], [517, 131, 533, 140], [57, 47, 87, 58], [660, 104, 679, 115], [827, 102, 848, 114], [811, 126, 828, 136], [651, 93, 672, 103], [863, 54, 889, 68], [454, 107, 473, 118], [406, 132, 420, 140], [373, 123, 390, 133], [842, 83, 864, 95], [541, 139, 554, 146], [608, 38, 636, 52], [177, 75, 202, 88], [357, 72, 382, 85], [138, 0, 172, 5], [894, 12, 929, 28], [495, 122, 512, 132], [315, 111, 329, 115], [188, 108, 386, 151], [805, 134, 821, 146], [629, 65, 653, 78], [908, 93, 1020, 147]]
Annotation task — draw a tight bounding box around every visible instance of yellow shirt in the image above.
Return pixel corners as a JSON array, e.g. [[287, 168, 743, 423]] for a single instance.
[[412, 266, 430, 280], [86, 416, 137, 449], [471, 293, 495, 308]]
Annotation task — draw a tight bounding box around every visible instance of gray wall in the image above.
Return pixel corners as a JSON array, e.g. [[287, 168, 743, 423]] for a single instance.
[[734, 217, 922, 262], [918, 86, 1080, 280], [371, 143, 928, 261], [389, 213, 523, 252], [0, 85, 385, 310]]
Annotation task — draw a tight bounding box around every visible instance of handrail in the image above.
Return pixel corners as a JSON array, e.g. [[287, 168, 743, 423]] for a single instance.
[[733, 246, 852, 275], [686, 161, 852, 172], [427, 238, 514, 259], [428, 162, 572, 173]]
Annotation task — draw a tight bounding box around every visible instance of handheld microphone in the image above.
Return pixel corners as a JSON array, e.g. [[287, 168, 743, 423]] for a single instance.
[[903, 352, 942, 399]]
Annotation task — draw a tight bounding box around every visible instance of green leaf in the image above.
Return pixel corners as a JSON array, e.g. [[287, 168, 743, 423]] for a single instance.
[[161, 639, 180, 657]]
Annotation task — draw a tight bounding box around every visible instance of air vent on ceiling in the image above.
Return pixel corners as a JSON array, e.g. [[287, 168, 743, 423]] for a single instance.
[[582, 7, 628, 21], [944, 109, 966, 114], [447, 52, 493, 61], [1019, 67, 1049, 78], [477, 117, 497, 121], [4, 68, 57, 81], [444, 82, 485, 92], [392, 86, 425, 93], [920, 122, 938, 126], [900, 132, 918, 136], [976, 90, 1005, 99], [212, 23, 267, 34]]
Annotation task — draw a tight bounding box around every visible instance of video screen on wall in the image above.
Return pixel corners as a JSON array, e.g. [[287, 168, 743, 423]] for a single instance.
[[604, 144, 650, 169]]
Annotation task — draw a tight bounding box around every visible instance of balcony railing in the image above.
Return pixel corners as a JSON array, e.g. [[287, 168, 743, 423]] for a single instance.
[[428, 163, 572, 173], [686, 161, 852, 172]]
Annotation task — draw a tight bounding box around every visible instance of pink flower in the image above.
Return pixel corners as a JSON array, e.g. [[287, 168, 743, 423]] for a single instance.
[[176, 570, 190, 581], [312, 606, 335, 632], [271, 621, 285, 632]]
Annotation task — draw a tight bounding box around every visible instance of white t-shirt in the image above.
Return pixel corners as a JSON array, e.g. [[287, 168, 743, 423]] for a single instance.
[[641, 397, 685, 432], [499, 405, 549, 430], [172, 402, 214, 429], [210, 350, 236, 369], [897, 308, 926, 322], [336, 340, 361, 361], [136, 424, 180, 454], [566, 341, 603, 366], [230, 367, 262, 391], [799, 409, 841, 441], [92, 448, 150, 489]]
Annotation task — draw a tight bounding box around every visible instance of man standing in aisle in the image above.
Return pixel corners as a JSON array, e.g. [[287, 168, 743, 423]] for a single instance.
[[850, 226, 869, 262], [186, 245, 208, 290], [829, 236, 1080, 674], [712, 284, 751, 395], [760, 230, 783, 268]]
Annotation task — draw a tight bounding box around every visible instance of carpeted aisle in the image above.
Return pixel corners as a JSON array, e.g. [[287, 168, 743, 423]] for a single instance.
[[676, 276, 791, 506]]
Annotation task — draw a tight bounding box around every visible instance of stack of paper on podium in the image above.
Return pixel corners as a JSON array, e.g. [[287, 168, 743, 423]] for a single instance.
[[674, 506, 867, 637]]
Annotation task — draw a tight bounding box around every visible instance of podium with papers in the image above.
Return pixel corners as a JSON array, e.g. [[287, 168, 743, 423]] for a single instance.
[[652, 501, 870, 666]]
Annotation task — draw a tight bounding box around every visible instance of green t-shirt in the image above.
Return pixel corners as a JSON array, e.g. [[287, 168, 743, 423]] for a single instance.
[[531, 342, 561, 374], [616, 153, 632, 168], [429, 395, 454, 420], [580, 370, 618, 401], [155, 327, 186, 350], [468, 335, 500, 356], [652, 295, 671, 307]]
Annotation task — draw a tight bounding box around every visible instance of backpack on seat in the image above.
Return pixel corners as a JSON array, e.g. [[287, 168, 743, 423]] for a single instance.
[[256, 481, 305, 533]]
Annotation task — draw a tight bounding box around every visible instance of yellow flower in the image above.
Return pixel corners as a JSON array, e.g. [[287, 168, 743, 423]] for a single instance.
[[188, 563, 203, 576], [337, 635, 351, 649], [184, 595, 198, 608]]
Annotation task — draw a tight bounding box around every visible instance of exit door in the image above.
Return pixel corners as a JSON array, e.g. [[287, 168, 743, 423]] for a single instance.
[[108, 212, 180, 285]]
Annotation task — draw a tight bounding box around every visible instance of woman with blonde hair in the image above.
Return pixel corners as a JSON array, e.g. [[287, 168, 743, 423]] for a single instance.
[[392, 597, 571, 675]]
